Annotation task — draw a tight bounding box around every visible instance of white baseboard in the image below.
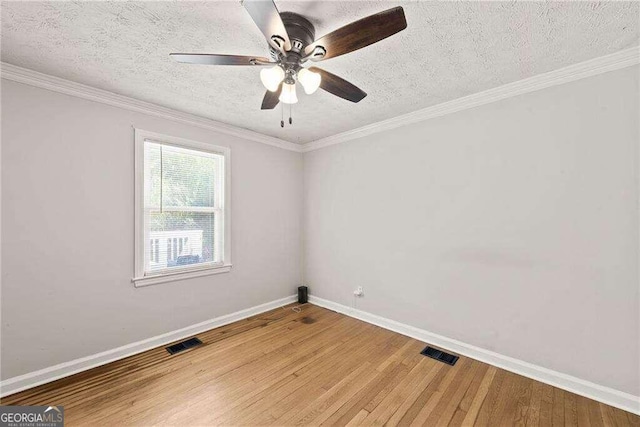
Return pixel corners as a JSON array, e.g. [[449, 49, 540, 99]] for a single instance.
[[0, 295, 297, 398], [309, 295, 640, 416], [3, 294, 637, 415]]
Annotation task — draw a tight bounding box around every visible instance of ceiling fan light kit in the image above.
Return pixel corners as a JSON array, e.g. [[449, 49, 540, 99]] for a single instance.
[[170, 0, 407, 126], [279, 82, 298, 104], [260, 65, 285, 92], [297, 68, 321, 95]]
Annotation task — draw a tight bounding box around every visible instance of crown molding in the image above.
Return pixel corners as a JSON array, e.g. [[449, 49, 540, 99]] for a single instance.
[[0, 62, 303, 153], [301, 46, 640, 153], [3, 46, 638, 155]]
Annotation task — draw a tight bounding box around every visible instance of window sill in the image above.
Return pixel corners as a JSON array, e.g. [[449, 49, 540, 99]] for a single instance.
[[132, 264, 232, 288]]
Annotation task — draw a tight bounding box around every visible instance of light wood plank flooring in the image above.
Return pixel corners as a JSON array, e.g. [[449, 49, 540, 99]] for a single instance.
[[2, 304, 638, 426]]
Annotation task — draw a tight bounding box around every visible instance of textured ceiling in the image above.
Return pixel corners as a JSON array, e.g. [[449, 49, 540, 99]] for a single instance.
[[2, 1, 638, 144]]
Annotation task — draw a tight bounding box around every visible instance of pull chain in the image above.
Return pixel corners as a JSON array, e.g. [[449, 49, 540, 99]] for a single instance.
[[279, 103, 293, 127], [280, 103, 284, 128]]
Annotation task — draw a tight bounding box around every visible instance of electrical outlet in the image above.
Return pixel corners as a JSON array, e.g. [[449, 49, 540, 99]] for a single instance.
[[354, 286, 364, 297]]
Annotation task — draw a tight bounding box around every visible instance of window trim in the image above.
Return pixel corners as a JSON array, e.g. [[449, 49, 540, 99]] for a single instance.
[[132, 128, 231, 287]]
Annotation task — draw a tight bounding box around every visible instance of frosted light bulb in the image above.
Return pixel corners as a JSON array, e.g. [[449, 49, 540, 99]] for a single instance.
[[279, 82, 298, 104], [260, 65, 285, 92], [297, 68, 321, 94]]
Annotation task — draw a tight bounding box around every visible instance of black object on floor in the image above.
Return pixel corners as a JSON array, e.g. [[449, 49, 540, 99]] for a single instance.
[[298, 285, 308, 304], [420, 346, 459, 366], [166, 337, 203, 355]]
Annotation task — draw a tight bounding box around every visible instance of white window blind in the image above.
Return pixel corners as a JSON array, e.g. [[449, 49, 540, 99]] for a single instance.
[[134, 129, 230, 286]]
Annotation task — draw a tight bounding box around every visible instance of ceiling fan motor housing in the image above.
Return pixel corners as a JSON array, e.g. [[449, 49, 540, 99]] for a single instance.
[[274, 12, 316, 55]]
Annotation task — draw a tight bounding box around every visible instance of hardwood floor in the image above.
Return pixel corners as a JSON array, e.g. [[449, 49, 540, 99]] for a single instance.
[[2, 304, 638, 426]]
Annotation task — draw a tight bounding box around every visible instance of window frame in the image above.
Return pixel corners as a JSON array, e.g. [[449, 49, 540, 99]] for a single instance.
[[133, 129, 231, 287]]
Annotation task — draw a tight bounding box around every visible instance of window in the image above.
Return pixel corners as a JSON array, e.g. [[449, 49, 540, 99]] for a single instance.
[[133, 129, 231, 287]]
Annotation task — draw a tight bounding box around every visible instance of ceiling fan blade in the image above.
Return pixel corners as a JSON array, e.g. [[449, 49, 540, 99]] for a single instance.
[[242, 0, 291, 53], [304, 7, 406, 61], [309, 67, 366, 103], [170, 53, 274, 66], [261, 84, 282, 110]]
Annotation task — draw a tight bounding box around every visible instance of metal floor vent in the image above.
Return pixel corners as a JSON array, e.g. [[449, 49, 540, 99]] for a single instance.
[[166, 337, 203, 355], [420, 346, 459, 366]]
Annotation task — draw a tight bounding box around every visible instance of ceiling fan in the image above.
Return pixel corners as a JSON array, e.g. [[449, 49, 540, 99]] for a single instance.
[[170, 0, 407, 126]]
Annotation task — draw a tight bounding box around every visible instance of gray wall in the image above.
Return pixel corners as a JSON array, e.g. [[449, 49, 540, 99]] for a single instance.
[[1, 80, 303, 380], [303, 66, 639, 396], [2, 65, 638, 398]]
